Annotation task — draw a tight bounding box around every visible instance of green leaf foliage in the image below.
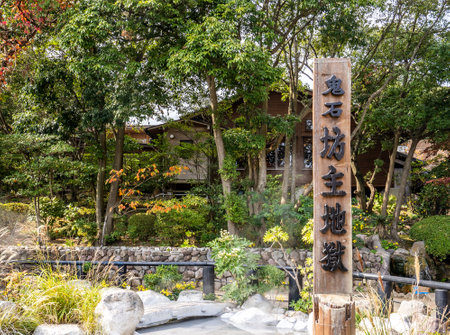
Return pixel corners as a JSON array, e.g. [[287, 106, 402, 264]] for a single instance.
[[410, 216, 450, 260]]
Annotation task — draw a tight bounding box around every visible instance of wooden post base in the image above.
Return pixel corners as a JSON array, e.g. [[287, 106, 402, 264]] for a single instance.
[[313, 294, 355, 335]]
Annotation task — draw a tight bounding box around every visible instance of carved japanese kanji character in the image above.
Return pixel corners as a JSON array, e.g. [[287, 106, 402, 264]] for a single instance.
[[320, 241, 348, 272], [320, 203, 346, 235], [321, 165, 346, 197], [322, 75, 345, 96], [320, 126, 345, 161], [323, 101, 343, 118]]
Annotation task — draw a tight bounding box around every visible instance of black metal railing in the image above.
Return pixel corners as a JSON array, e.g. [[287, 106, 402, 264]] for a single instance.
[[4, 259, 449, 319]]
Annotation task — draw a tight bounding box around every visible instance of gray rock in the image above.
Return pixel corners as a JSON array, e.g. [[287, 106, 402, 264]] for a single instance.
[[389, 313, 411, 334], [95, 288, 144, 335], [359, 317, 389, 333], [276, 319, 294, 329], [307, 312, 313, 335], [137, 290, 171, 307], [410, 241, 426, 257], [229, 307, 278, 326], [397, 300, 426, 317], [293, 312, 309, 332], [368, 235, 383, 250], [177, 290, 203, 302], [137, 301, 229, 328], [33, 324, 84, 335], [411, 313, 442, 333], [241, 294, 273, 313], [376, 249, 391, 275], [393, 248, 410, 258]]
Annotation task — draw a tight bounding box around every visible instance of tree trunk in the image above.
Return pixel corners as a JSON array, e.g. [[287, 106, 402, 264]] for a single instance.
[[351, 158, 367, 212], [280, 135, 292, 204], [101, 124, 125, 245], [381, 131, 399, 217], [206, 74, 237, 235], [96, 130, 107, 230], [34, 196, 42, 245], [391, 136, 419, 240], [290, 134, 297, 203]]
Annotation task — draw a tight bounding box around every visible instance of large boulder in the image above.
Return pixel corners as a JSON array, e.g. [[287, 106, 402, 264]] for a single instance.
[[411, 313, 443, 334], [410, 241, 426, 257], [136, 290, 171, 307], [177, 290, 203, 302], [33, 324, 84, 335], [389, 313, 411, 334], [95, 288, 144, 335], [137, 301, 229, 328], [241, 294, 273, 313], [229, 307, 278, 326], [397, 300, 426, 317]]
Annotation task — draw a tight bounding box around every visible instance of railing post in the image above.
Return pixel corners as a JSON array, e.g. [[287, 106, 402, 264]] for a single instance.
[[435, 289, 449, 322], [377, 280, 393, 315], [203, 265, 215, 296], [119, 264, 127, 284], [76, 263, 83, 279], [288, 270, 301, 310]]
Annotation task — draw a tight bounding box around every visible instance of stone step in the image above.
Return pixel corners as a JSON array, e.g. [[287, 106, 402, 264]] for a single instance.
[[137, 301, 229, 329]]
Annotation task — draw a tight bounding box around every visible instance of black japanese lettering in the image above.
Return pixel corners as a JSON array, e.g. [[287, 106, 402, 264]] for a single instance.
[[323, 102, 343, 118], [320, 126, 345, 161], [320, 241, 348, 272], [320, 203, 346, 235], [321, 165, 346, 197], [322, 75, 345, 96]]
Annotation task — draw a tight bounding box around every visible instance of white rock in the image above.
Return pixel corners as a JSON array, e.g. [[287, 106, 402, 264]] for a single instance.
[[276, 319, 294, 329], [137, 301, 229, 328], [294, 317, 308, 332], [95, 288, 144, 335], [411, 313, 442, 334], [229, 307, 278, 326], [389, 313, 411, 334], [241, 294, 273, 313], [307, 312, 313, 334], [359, 317, 389, 333], [220, 312, 233, 319], [177, 290, 203, 302], [137, 290, 171, 307], [33, 324, 84, 335], [397, 300, 426, 317]]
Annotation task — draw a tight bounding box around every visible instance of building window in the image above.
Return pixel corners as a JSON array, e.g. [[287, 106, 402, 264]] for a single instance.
[[305, 120, 313, 131], [267, 141, 292, 169], [303, 137, 312, 169]]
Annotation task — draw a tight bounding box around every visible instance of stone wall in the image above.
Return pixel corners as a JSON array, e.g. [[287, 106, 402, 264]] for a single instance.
[[0, 246, 384, 288]]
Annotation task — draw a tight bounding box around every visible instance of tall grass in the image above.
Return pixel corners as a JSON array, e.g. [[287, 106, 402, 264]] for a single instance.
[[0, 260, 117, 335]]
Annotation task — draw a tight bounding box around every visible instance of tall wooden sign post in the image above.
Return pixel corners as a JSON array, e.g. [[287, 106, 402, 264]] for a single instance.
[[312, 58, 355, 335]]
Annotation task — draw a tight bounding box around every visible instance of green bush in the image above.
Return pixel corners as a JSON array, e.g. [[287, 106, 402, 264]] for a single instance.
[[127, 213, 156, 241], [154, 195, 209, 246], [143, 265, 182, 292], [410, 215, 450, 260], [414, 182, 449, 216], [0, 202, 30, 214]]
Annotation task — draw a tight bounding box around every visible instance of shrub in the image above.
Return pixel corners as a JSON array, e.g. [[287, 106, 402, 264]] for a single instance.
[[0, 202, 30, 214], [414, 181, 449, 216], [410, 215, 450, 260], [127, 213, 156, 241], [208, 230, 282, 304], [143, 265, 182, 294], [154, 195, 209, 246]]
